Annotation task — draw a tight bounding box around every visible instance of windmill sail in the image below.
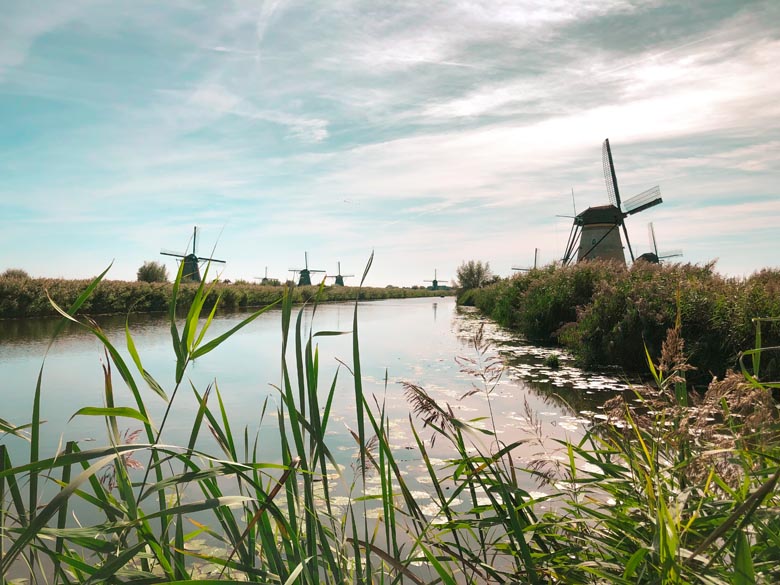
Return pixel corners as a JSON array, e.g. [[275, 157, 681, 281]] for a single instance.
[[623, 186, 662, 215], [602, 138, 621, 209]]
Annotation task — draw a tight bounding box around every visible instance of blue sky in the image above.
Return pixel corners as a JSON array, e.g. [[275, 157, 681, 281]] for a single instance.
[[1, 0, 778, 286]]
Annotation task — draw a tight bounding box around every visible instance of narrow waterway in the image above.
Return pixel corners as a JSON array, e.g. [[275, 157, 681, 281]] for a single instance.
[[0, 297, 633, 500]]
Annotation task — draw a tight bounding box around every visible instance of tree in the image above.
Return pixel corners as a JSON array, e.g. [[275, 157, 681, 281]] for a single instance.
[[455, 260, 493, 290], [137, 261, 169, 283], [1, 268, 30, 279]]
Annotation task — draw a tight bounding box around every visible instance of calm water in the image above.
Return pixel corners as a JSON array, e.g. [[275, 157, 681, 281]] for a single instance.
[[0, 297, 631, 497]]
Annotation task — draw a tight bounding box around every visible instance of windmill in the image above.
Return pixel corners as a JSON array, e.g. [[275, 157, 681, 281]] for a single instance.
[[562, 139, 663, 266], [254, 267, 276, 285], [289, 252, 325, 286], [327, 261, 354, 286], [424, 269, 447, 291], [512, 248, 539, 272], [160, 226, 225, 283], [636, 223, 683, 264]]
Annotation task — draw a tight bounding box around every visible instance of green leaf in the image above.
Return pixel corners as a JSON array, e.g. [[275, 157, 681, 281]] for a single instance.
[[69, 407, 149, 424], [191, 298, 282, 360], [733, 531, 755, 585]]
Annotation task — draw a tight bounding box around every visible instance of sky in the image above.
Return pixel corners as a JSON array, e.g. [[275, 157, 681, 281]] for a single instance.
[[1, 0, 778, 286]]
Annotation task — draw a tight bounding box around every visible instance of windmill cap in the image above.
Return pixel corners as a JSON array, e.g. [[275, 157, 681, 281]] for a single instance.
[[575, 205, 623, 225]]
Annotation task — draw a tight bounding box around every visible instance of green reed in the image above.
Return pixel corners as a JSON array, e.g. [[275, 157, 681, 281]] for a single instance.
[[1, 256, 779, 583]]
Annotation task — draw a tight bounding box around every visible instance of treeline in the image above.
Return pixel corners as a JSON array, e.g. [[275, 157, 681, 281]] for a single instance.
[[0, 276, 451, 319], [460, 261, 780, 383]]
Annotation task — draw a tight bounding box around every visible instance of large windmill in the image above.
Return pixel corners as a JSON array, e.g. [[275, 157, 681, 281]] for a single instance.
[[636, 223, 683, 264], [289, 252, 325, 286], [424, 269, 447, 291], [160, 226, 225, 283], [327, 261, 354, 286], [562, 139, 663, 266]]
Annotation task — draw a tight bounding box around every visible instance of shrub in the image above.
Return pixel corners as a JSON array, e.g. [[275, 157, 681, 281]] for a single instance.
[[470, 261, 780, 378], [136, 261, 169, 283], [1, 268, 30, 279], [456, 260, 493, 291]]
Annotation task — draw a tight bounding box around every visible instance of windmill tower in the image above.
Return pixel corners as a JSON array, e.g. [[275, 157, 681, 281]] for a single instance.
[[424, 269, 447, 291], [254, 267, 274, 285], [636, 223, 683, 264], [289, 252, 325, 286], [328, 261, 354, 286], [562, 139, 663, 266], [160, 226, 225, 283]]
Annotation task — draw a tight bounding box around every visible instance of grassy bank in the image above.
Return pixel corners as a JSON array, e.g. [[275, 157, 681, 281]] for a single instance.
[[0, 274, 451, 319], [461, 261, 780, 382], [2, 260, 779, 583]]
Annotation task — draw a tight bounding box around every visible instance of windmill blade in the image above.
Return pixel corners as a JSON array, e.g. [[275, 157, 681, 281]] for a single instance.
[[602, 138, 621, 209], [659, 249, 683, 259], [161, 250, 186, 258], [623, 186, 662, 215], [648, 222, 659, 256], [621, 222, 635, 262], [196, 256, 226, 264]]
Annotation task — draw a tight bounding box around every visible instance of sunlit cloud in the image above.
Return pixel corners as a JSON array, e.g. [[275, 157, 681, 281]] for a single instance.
[[0, 0, 777, 283]]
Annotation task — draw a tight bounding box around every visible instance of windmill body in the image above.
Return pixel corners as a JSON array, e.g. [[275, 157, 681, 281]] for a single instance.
[[289, 252, 325, 286], [328, 261, 354, 286], [574, 205, 626, 263], [636, 223, 683, 264], [562, 139, 663, 266], [160, 226, 225, 283], [424, 269, 447, 291]]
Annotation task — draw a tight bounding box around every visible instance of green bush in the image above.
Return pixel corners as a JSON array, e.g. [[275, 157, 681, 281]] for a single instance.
[[1, 268, 30, 279], [471, 261, 780, 379], [136, 261, 169, 283]]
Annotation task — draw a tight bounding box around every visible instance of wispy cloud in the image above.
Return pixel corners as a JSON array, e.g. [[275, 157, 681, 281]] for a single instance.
[[0, 1, 777, 283]]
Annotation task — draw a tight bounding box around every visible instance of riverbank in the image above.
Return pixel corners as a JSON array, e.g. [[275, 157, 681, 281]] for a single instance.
[[459, 260, 780, 383], [0, 275, 453, 319]]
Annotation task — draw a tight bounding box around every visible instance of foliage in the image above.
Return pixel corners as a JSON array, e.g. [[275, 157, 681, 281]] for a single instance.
[[137, 260, 169, 283], [543, 352, 560, 369], [1, 268, 30, 279], [469, 261, 780, 381], [0, 278, 453, 319], [455, 260, 494, 292], [2, 259, 779, 583]]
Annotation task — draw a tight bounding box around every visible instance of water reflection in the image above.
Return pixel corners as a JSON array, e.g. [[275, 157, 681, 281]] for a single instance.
[[0, 298, 635, 500]]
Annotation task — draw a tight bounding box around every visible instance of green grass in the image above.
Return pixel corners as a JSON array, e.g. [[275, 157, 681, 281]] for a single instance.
[[1, 258, 779, 583], [0, 274, 452, 319]]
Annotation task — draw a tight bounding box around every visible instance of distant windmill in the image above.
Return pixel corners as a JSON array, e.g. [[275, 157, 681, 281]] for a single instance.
[[289, 252, 325, 286], [512, 248, 539, 272], [562, 139, 663, 266], [254, 266, 276, 285], [424, 269, 447, 291], [160, 226, 225, 283], [327, 261, 354, 286], [636, 223, 683, 264]]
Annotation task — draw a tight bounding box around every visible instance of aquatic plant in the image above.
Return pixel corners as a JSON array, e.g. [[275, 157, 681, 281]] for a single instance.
[[1, 256, 779, 583]]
